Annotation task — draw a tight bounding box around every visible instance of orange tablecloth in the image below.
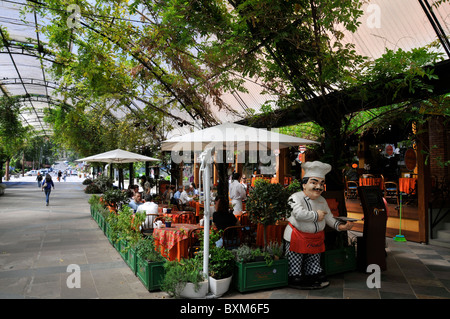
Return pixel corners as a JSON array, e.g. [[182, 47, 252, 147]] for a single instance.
[[153, 223, 201, 261], [256, 222, 288, 247], [162, 211, 196, 224], [359, 177, 383, 189], [189, 201, 203, 216], [399, 178, 417, 194]]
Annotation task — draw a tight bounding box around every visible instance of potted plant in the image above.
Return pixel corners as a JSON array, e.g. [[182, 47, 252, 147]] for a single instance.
[[245, 179, 292, 248], [208, 246, 235, 297], [232, 244, 288, 293], [164, 215, 172, 228], [106, 205, 145, 260], [102, 188, 129, 212], [161, 256, 207, 298], [135, 237, 166, 291]]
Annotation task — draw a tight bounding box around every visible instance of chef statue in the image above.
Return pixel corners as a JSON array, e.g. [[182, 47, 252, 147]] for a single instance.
[[283, 161, 354, 289]]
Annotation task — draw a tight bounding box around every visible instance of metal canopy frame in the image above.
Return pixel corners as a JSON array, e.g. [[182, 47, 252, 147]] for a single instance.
[[0, 0, 449, 140]]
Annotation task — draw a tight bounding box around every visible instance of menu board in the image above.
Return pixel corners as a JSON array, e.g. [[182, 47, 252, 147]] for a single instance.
[[358, 186, 384, 210]]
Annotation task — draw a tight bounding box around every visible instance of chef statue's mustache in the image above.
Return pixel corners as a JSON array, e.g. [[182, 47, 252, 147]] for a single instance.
[[312, 187, 323, 191]]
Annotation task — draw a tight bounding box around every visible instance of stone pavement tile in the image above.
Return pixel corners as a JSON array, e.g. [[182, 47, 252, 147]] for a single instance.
[[0, 277, 29, 298], [378, 281, 414, 295], [89, 267, 140, 299], [343, 288, 380, 299], [25, 274, 61, 299], [379, 291, 416, 299], [60, 270, 99, 299], [268, 288, 308, 299], [308, 285, 343, 299], [413, 285, 450, 299]]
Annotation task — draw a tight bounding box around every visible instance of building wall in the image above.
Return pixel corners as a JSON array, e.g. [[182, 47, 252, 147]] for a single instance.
[[428, 116, 450, 182]]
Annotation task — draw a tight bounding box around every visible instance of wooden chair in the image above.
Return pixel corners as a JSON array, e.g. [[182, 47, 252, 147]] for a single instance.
[[237, 212, 252, 226], [187, 228, 203, 258], [382, 175, 399, 206], [179, 211, 196, 224], [345, 177, 358, 199], [140, 214, 159, 237], [222, 225, 257, 250]]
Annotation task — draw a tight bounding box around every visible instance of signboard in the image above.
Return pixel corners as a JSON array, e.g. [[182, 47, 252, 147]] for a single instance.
[[385, 144, 394, 156], [404, 148, 417, 171]]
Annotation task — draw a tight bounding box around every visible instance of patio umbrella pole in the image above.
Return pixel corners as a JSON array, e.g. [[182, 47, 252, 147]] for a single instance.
[[200, 148, 214, 285]]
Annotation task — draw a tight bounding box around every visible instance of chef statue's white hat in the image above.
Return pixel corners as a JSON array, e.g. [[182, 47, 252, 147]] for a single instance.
[[303, 161, 332, 179]]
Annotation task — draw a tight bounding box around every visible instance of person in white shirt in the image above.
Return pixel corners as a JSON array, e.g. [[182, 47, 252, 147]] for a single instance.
[[136, 194, 159, 232], [180, 185, 196, 211], [229, 172, 247, 215]]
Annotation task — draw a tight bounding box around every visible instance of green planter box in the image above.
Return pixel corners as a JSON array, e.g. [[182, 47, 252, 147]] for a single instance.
[[97, 214, 104, 230], [233, 259, 288, 293], [119, 239, 128, 260], [322, 246, 356, 275], [126, 246, 138, 274], [106, 224, 114, 244], [136, 257, 165, 291], [113, 238, 121, 252]]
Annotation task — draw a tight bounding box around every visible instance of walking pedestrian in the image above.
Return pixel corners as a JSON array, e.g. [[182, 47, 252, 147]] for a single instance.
[[36, 172, 43, 188], [42, 173, 55, 206]]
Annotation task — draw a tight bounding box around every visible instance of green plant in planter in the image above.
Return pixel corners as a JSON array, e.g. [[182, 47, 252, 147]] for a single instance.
[[106, 205, 145, 251], [102, 188, 129, 211], [135, 237, 165, 263], [208, 246, 235, 280], [161, 256, 205, 298], [232, 244, 283, 266], [265, 241, 285, 260], [245, 179, 292, 248]]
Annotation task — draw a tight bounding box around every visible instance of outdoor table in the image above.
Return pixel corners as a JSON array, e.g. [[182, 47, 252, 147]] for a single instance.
[[256, 221, 288, 247], [399, 177, 417, 194], [153, 223, 201, 261], [162, 211, 196, 224], [359, 177, 383, 189], [189, 200, 203, 217]]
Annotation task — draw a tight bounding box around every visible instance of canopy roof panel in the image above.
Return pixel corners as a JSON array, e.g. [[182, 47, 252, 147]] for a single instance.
[[0, 0, 449, 140]]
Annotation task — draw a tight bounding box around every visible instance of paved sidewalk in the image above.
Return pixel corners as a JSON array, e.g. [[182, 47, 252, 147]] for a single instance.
[[0, 178, 165, 299], [1, 177, 449, 299]]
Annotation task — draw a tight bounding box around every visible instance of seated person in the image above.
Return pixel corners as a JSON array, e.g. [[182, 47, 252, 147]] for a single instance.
[[190, 182, 199, 196], [128, 192, 144, 212], [137, 194, 159, 232], [180, 185, 196, 211], [212, 195, 239, 231]]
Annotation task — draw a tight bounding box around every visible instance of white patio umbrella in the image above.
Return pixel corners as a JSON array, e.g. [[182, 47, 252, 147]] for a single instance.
[[161, 122, 318, 295], [161, 122, 318, 152], [76, 148, 159, 163]]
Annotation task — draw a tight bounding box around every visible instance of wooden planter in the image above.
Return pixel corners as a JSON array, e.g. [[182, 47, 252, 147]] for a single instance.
[[136, 256, 165, 291], [233, 259, 288, 293]]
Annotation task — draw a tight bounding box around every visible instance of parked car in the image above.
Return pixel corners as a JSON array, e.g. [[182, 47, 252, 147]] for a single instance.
[[27, 170, 38, 176]]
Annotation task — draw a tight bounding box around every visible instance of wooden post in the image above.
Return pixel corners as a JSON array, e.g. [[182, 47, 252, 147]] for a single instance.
[[416, 121, 430, 243], [194, 152, 200, 187]]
